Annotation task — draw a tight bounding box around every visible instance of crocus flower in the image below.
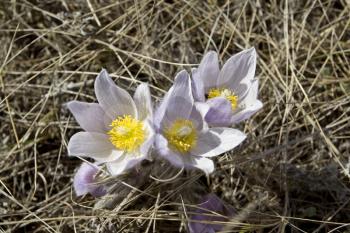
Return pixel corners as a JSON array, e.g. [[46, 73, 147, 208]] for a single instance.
[[192, 48, 263, 127], [67, 69, 154, 176], [73, 162, 106, 197], [189, 194, 235, 233], [154, 70, 246, 174]]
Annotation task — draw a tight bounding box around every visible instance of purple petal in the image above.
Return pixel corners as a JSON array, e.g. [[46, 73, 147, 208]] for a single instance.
[[67, 101, 111, 133], [73, 162, 106, 197], [217, 48, 256, 98], [94, 69, 137, 120], [134, 83, 153, 121], [204, 97, 233, 127], [195, 51, 220, 92], [189, 194, 235, 233], [68, 132, 123, 162]]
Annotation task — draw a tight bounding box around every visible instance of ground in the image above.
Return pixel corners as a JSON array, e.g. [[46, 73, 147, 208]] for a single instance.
[[0, 0, 350, 232]]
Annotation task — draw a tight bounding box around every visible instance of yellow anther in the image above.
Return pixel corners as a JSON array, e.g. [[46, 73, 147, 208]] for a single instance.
[[207, 87, 238, 110], [164, 119, 197, 154], [108, 115, 145, 153]]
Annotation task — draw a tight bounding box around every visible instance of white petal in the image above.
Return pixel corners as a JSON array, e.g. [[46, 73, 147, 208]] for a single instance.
[[195, 102, 210, 118], [195, 128, 246, 157], [240, 79, 260, 105], [190, 131, 221, 157], [94, 69, 137, 119], [231, 79, 262, 123], [231, 100, 263, 123], [106, 153, 146, 176], [67, 101, 110, 133], [134, 83, 153, 121], [187, 156, 214, 175], [106, 155, 129, 176], [68, 132, 123, 162], [196, 51, 220, 92], [217, 48, 256, 97]]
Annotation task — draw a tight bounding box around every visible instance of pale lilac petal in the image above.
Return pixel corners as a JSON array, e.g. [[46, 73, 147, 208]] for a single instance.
[[73, 162, 106, 197], [140, 120, 155, 156], [204, 97, 232, 127], [189, 194, 235, 233], [191, 68, 205, 102], [94, 69, 137, 119], [161, 70, 194, 127], [134, 83, 153, 121], [154, 134, 184, 167], [73, 162, 96, 196], [196, 128, 246, 157], [188, 105, 204, 131], [195, 51, 220, 92], [68, 132, 123, 162], [217, 48, 256, 97], [67, 101, 110, 133], [153, 85, 173, 131]]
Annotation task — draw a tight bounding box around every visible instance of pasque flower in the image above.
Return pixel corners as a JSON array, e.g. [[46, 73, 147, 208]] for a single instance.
[[67, 69, 154, 176], [189, 194, 235, 233], [73, 162, 106, 197], [192, 48, 263, 127], [154, 70, 246, 174]]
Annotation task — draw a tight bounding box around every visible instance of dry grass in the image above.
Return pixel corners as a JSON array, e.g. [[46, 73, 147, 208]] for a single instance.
[[0, 0, 350, 232]]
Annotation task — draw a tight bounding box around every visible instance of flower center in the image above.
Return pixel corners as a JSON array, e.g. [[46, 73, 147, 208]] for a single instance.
[[164, 119, 197, 154], [108, 115, 145, 153], [207, 88, 238, 110]]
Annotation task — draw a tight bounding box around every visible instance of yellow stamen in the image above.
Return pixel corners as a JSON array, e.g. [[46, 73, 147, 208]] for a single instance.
[[108, 115, 145, 153], [164, 119, 197, 154], [207, 87, 238, 110]]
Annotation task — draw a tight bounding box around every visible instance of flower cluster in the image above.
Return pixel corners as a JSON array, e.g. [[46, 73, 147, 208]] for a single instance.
[[66, 48, 262, 230]]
